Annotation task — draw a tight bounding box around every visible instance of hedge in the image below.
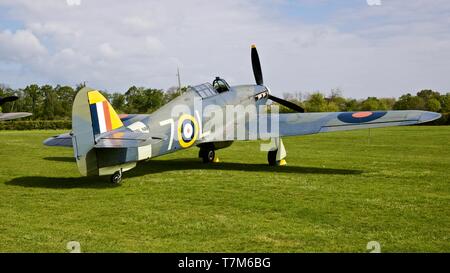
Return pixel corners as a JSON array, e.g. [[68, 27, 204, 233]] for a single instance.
[[0, 120, 71, 130]]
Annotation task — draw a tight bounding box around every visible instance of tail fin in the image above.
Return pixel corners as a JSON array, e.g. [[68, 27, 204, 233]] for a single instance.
[[72, 87, 124, 176], [87, 90, 123, 135]]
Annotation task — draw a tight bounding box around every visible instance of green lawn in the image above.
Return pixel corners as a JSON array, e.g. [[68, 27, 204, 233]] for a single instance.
[[0, 127, 449, 252]]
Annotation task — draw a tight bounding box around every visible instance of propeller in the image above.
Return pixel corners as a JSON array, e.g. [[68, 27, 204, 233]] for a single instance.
[[251, 45, 264, 85], [0, 96, 19, 106], [251, 45, 305, 113], [267, 94, 305, 113]]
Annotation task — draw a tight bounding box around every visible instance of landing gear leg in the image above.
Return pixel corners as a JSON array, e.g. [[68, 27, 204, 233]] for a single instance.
[[110, 169, 123, 184], [268, 150, 278, 166], [266, 138, 287, 166], [267, 150, 287, 166]]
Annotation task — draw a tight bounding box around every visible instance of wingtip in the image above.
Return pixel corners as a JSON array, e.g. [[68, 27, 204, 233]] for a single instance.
[[419, 111, 442, 123]]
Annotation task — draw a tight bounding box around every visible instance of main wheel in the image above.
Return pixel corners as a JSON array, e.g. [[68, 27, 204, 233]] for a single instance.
[[268, 150, 277, 166], [201, 149, 215, 163], [110, 171, 122, 184]]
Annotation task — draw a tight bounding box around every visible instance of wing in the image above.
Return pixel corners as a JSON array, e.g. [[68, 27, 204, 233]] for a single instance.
[[0, 112, 32, 121], [277, 110, 441, 137], [199, 110, 441, 142]]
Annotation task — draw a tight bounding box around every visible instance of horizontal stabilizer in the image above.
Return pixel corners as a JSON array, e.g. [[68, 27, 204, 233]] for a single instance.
[[94, 131, 165, 148], [95, 137, 162, 148], [44, 131, 166, 148], [43, 133, 72, 147]]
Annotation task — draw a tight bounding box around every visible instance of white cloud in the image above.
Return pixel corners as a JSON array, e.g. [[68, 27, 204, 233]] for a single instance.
[[122, 16, 156, 32], [0, 0, 449, 98], [0, 29, 47, 61], [98, 43, 118, 59]]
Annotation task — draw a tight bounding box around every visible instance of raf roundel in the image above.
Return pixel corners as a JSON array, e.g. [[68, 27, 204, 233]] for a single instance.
[[177, 114, 199, 148], [338, 111, 387, 124]]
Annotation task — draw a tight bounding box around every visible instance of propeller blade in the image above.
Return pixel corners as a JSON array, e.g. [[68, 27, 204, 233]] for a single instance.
[[0, 96, 19, 106], [268, 95, 305, 113], [251, 45, 264, 85]]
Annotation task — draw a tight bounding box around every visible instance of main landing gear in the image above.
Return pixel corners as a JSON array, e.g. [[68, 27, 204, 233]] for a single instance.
[[110, 170, 123, 184], [265, 138, 287, 166], [199, 147, 219, 163], [268, 149, 287, 166]]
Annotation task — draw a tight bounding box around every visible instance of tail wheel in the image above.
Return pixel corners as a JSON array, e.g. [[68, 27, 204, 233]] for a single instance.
[[201, 149, 215, 163], [110, 170, 122, 184], [268, 150, 277, 166]]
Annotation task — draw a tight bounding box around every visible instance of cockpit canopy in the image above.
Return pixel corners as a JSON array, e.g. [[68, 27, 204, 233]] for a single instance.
[[212, 77, 230, 93], [189, 77, 231, 99]]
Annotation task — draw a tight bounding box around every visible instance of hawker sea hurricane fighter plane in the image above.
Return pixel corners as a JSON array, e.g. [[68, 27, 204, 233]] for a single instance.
[[0, 96, 32, 121], [44, 46, 441, 184]]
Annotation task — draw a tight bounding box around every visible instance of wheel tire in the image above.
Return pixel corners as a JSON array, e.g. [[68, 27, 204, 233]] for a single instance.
[[202, 149, 215, 163], [268, 150, 277, 166], [110, 171, 122, 184]]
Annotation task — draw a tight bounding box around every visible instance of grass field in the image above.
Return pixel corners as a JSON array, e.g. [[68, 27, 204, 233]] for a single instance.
[[0, 127, 449, 252]]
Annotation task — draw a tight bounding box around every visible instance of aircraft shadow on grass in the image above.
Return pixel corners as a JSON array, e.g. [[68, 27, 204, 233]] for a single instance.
[[6, 157, 363, 189], [43, 156, 77, 163]]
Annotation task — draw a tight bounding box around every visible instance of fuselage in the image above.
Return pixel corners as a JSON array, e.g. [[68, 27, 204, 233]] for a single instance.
[[117, 82, 271, 159]]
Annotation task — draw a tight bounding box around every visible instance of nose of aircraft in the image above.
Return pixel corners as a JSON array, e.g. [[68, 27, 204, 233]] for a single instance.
[[253, 85, 268, 94], [419, 111, 442, 123]]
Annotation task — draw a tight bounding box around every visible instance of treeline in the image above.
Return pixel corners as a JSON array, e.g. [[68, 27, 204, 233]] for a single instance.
[[279, 89, 450, 113], [0, 83, 186, 120], [0, 84, 449, 129]]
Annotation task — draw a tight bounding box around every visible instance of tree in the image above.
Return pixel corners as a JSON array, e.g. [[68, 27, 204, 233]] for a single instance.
[[324, 101, 339, 112], [426, 98, 441, 112], [23, 84, 42, 118], [305, 92, 327, 112], [394, 93, 425, 110], [343, 99, 358, 111], [75, 82, 86, 92], [165, 86, 188, 103], [55, 85, 75, 118], [111, 93, 126, 113], [328, 89, 347, 111], [360, 97, 385, 111], [143, 88, 165, 113], [440, 93, 450, 113], [417, 89, 441, 101], [41, 85, 58, 120]]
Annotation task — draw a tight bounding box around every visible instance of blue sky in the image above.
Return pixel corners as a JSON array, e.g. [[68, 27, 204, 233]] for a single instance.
[[0, 0, 449, 99], [0, 7, 23, 31]]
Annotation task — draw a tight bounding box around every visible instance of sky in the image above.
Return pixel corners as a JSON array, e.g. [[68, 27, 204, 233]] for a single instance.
[[0, 0, 449, 99]]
